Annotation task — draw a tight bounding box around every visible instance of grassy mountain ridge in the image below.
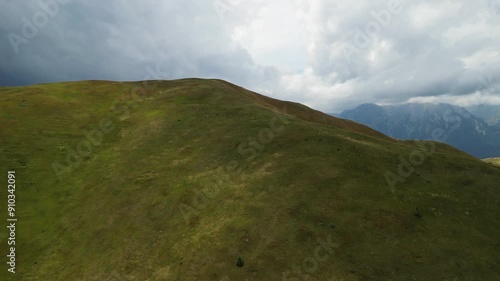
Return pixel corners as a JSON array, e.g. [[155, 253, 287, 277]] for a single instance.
[[1, 79, 499, 280]]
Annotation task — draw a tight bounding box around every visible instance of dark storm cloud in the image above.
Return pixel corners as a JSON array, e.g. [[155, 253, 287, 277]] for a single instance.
[[0, 0, 278, 89]]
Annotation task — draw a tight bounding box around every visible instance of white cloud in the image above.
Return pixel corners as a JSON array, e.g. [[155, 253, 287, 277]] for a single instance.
[[230, 0, 307, 71]]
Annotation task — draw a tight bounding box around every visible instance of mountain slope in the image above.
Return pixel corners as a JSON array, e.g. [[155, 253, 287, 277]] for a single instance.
[[340, 103, 500, 158], [1, 79, 500, 281], [467, 104, 500, 126]]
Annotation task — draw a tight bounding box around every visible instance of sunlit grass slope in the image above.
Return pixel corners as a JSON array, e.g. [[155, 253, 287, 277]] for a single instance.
[[484, 158, 500, 167]]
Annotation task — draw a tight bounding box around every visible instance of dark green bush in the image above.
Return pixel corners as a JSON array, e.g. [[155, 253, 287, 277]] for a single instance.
[[236, 256, 244, 267]]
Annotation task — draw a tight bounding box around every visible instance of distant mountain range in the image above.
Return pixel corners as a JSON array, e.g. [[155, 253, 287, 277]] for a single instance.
[[338, 103, 500, 158], [466, 104, 500, 126]]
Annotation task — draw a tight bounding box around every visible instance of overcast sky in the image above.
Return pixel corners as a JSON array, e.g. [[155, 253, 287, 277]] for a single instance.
[[1, 0, 499, 112]]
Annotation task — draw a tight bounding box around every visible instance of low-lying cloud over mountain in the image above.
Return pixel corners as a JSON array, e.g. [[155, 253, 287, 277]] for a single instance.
[[2, 0, 500, 112]]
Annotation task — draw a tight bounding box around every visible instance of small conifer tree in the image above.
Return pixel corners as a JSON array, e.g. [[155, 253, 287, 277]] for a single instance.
[[414, 208, 422, 218], [236, 256, 244, 267]]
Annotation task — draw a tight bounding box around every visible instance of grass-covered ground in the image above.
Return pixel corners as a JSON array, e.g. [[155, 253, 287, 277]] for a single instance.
[[1, 79, 499, 280]]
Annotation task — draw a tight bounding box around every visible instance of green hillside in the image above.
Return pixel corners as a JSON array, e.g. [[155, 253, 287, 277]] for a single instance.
[[1, 79, 499, 280]]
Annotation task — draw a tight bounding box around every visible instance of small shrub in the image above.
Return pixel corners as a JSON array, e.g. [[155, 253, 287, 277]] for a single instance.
[[236, 256, 244, 267], [414, 208, 422, 218]]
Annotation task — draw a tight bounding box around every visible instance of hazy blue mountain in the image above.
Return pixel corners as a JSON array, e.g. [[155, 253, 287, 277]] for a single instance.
[[466, 104, 500, 126], [339, 103, 500, 158]]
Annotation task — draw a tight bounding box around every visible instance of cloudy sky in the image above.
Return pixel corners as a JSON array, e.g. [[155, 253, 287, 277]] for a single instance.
[[1, 0, 499, 112]]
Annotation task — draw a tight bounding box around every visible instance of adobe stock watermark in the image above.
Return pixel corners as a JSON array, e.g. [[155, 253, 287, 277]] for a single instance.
[[178, 107, 290, 225], [51, 64, 169, 181], [282, 234, 340, 281], [467, 72, 498, 115], [110, 270, 133, 281], [342, 0, 404, 62], [213, 0, 242, 20], [7, 0, 70, 54], [477, 73, 497, 96], [384, 110, 463, 193], [473, 6, 495, 23]]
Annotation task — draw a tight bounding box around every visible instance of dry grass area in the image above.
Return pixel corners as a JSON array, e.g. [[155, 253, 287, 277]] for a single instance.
[[483, 158, 500, 167]]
